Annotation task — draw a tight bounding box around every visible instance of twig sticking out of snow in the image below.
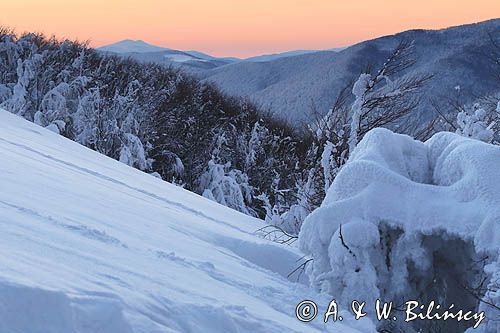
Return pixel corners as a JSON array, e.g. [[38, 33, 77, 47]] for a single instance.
[[339, 224, 356, 259], [255, 225, 298, 245], [287, 257, 314, 282]]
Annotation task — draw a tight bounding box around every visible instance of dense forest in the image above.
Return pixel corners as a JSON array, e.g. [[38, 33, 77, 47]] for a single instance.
[[0, 30, 498, 236]]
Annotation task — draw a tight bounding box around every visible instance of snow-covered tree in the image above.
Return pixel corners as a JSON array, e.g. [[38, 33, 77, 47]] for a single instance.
[[244, 121, 265, 171], [119, 133, 150, 170], [321, 140, 336, 192], [37, 82, 72, 134], [456, 103, 495, 142], [200, 160, 255, 216], [73, 88, 101, 148], [348, 73, 372, 153], [1, 56, 41, 117], [281, 40, 433, 234]]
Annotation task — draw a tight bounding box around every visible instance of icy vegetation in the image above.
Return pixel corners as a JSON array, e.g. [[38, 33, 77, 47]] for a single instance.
[[299, 128, 500, 332], [0, 30, 322, 222], [0, 109, 374, 333]]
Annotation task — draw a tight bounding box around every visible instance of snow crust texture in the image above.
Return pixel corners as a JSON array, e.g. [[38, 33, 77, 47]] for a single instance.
[[0, 109, 368, 333], [300, 128, 500, 332]]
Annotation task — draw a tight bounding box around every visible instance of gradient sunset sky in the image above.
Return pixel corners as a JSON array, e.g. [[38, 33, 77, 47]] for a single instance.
[[1, 0, 499, 58]]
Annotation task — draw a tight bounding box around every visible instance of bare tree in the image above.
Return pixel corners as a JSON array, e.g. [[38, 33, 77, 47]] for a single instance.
[[311, 40, 433, 185]]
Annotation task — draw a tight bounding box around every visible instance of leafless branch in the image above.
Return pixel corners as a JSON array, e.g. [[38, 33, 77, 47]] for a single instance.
[[287, 257, 313, 282], [255, 225, 298, 245]]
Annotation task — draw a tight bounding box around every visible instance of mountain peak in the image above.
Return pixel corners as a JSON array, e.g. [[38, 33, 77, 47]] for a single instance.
[[98, 39, 169, 53]]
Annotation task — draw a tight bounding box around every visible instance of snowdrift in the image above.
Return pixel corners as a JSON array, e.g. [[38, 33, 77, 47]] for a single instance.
[[0, 109, 368, 333], [300, 128, 500, 332]]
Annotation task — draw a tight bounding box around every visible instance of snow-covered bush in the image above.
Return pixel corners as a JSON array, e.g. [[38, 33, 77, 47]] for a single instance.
[[119, 133, 150, 170], [348, 73, 372, 153], [200, 160, 255, 216], [73, 88, 101, 147], [456, 103, 495, 142], [260, 168, 317, 236], [299, 128, 500, 332], [320, 141, 336, 192]]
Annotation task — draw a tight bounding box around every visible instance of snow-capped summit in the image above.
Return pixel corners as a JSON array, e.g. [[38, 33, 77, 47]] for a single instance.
[[98, 39, 170, 53]]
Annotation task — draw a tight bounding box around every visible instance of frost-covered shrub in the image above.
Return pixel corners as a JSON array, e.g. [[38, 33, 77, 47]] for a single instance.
[[348, 73, 372, 153], [200, 160, 255, 216], [119, 133, 150, 170], [299, 128, 500, 332], [456, 103, 495, 142]]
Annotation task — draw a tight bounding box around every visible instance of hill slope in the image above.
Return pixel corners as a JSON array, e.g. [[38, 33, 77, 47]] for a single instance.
[[202, 19, 500, 123], [0, 109, 371, 333]]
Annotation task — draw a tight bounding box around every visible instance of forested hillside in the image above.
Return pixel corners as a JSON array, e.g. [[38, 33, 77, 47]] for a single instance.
[[1, 29, 498, 236], [0, 30, 313, 222], [203, 19, 500, 124]]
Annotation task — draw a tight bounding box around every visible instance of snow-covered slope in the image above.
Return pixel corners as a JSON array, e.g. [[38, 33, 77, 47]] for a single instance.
[[0, 109, 370, 333], [202, 19, 500, 123]]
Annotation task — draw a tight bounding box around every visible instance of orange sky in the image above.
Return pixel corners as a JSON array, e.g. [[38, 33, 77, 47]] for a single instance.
[[0, 0, 499, 57]]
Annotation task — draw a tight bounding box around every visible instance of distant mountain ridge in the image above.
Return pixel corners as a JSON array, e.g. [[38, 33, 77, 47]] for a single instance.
[[201, 19, 500, 123], [97, 40, 237, 71], [97, 40, 344, 71], [243, 47, 346, 62]]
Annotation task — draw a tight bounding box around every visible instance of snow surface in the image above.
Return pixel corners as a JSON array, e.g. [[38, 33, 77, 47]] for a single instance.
[[0, 109, 371, 333], [299, 128, 500, 332]]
